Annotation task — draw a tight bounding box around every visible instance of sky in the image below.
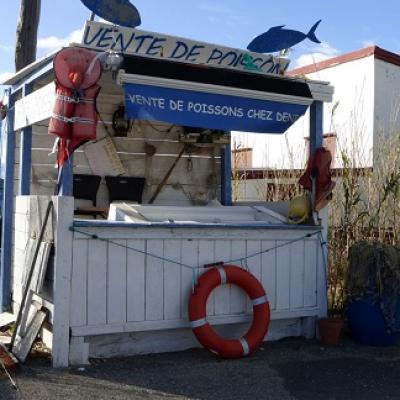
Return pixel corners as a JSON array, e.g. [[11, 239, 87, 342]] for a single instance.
[[2, 0, 400, 88]]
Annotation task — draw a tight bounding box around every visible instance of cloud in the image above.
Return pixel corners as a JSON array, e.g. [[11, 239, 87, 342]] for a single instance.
[[0, 72, 13, 85], [361, 39, 375, 48], [294, 42, 340, 68], [197, 2, 244, 25], [0, 45, 12, 52], [37, 29, 83, 53]]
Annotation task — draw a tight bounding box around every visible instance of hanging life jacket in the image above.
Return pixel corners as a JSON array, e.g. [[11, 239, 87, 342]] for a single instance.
[[299, 147, 335, 211], [48, 47, 102, 166]]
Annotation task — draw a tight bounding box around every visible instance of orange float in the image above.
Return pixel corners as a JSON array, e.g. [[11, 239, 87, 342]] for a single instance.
[[188, 264, 270, 358]]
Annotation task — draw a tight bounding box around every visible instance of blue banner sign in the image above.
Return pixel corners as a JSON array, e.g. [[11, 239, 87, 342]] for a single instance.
[[123, 83, 308, 134]]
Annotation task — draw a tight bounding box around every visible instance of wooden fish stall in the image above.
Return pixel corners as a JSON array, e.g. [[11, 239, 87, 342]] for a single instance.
[[0, 20, 333, 367]]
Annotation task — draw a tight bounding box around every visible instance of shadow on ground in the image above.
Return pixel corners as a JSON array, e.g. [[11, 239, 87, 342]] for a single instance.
[[1, 337, 400, 400]]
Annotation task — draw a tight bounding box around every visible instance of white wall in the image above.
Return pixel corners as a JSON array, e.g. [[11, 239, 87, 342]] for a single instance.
[[233, 55, 376, 169], [373, 59, 400, 154]]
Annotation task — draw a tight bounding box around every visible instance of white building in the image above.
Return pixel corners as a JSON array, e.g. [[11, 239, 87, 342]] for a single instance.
[[234, 46, 400, 169]]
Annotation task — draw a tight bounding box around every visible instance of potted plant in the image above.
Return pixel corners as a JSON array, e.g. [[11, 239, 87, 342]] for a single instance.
[[318, 228, 346, 345]]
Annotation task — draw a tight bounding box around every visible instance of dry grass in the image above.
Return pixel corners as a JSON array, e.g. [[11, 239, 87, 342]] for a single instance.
[[232, 132, 400, 316]]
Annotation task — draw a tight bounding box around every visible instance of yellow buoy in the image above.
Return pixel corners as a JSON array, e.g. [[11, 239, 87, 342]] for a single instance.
[[287, 194, 311, 225]]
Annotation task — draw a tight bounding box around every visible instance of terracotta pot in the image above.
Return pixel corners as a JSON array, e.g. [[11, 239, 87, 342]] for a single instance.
[[318, 317, 344, 345]]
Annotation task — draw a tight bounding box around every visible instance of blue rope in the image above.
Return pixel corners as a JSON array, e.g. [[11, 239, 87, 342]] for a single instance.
[[71, 227, 321, 271]]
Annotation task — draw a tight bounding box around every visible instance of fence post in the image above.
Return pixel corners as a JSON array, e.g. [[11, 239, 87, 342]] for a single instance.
[[52, 196, 74, 367]]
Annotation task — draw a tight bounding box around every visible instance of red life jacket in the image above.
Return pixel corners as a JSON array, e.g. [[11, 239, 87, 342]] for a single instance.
[[299, 147, 335, 211], [48, 47, 102, 166]]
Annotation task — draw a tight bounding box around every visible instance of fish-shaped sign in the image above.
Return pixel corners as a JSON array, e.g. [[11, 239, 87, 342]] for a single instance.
[[247, 20, 322, 53], [80, 0, 141, 28]]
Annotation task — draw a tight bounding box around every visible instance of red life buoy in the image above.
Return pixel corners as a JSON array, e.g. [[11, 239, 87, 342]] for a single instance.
[[188, 264, 270, 358]]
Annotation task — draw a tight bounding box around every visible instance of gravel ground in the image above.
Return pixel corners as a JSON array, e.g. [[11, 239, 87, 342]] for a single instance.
[[1, 337, 400, 400]]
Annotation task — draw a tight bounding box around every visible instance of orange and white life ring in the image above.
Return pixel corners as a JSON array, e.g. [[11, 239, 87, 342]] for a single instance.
[[188, 264, 270, 358]]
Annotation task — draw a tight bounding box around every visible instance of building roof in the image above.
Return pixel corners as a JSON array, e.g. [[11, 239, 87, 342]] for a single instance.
[[287, 46, 400, 77]]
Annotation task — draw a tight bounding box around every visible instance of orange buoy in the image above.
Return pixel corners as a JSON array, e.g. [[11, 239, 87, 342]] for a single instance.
[[188, 264, 270, 358]]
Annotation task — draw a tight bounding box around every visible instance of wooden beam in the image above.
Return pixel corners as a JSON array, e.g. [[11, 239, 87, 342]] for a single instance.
[[15, 0, 41, 72], [19, 83, 33, 195], [220, 143, 232, 205], [309, 101, 324, 156], [0, 92, 16, 311], [58, 156, 73, 196]]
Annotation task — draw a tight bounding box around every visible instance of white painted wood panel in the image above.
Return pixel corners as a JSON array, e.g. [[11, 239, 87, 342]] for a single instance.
[[198, 240, 216, 316], [163, 240, 181, 320], [87, 240, 108, 325], [276, 242, 291, 310], [246, 241, 262, 312], [145, 240, 164, 321], [107, 240, 127, 324], [261, 240, 277, 305], [290, 241, 305, 309], [230, 240, 247, 314], [214, 240, 231, 316], [304, 240, 318, 307], [180, 240, 198, 319], [67, 228, 323, 345], [71, 240, 88, 327], [126, 239, 146, 322]]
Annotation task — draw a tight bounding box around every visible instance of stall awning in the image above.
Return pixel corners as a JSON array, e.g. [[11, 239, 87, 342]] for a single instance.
[[118, 55, 317, 134]]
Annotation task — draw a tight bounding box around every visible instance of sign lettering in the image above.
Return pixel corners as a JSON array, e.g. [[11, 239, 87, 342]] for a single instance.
[[82, 21, 289, 76]]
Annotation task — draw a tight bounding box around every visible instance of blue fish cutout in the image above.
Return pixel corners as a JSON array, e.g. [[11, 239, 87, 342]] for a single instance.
[[81, 0, 141, 28], [247, 20, 322, 53]]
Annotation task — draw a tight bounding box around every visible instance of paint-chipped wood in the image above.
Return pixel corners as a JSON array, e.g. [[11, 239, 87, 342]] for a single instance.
[[0, 313, 15, 329], [12, 310, 47, 363]]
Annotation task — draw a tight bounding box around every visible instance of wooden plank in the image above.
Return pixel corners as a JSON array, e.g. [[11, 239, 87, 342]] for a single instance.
[[14, 82, 55, 130], [290, 241, 305, 309], [214, 240, 231, 316], [163, 240, 181, 320], [0, 313, 15, 329], [51, 196, 74, 368], [230, 240, 247, 314], [12, 310, 47, 363], [107, 240, 127, 324], [198, 240, 215, 316], [261, 240, 276, 310], [83, 20, 288, 76], [70, 240, 88, 327], [276, 241, 291, 310], [304, 240, 318, 307], [70, 308, 320, 337], [246, 240, 262, 312], [180, 240, 198, 319], [87, 239, 108, 325], [127, 240, 146, 322], [145, 240, 164, 321]]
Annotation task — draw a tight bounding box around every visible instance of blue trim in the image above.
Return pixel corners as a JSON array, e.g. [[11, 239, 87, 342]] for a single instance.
[[309, 101, 323, 156], [220, 144, 232, 206], [72, 219, 322, 231], [19, 84, 33, 195], [1, 92, 16, 311], [58, 156, 73, 196], [10, 61, 53, 95]]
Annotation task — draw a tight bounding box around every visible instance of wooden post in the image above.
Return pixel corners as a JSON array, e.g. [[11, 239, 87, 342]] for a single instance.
[[220, 142, 232, 206], [15, 0, 41, 72], [58, 156, 74, 196], [0, 92, 16, 311], [19, 84, 33, 195], [52, 196, 74, 367], [309, 101, 323, 156], [309, 101, 328, 319]]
